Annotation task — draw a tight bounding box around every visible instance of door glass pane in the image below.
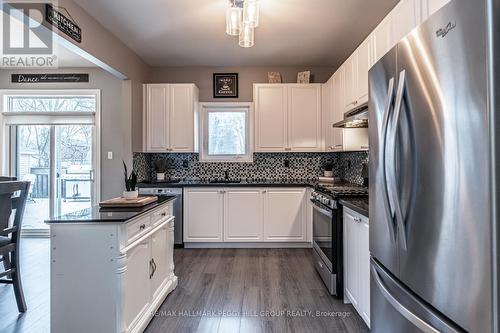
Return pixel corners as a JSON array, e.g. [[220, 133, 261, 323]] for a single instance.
[[16, 125, 51, 230], [55, 125, 93, 217], [207, 111, 246, 155]]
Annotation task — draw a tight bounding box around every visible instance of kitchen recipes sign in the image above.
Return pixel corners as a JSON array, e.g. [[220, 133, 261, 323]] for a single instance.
[[213, 73, 238, 98]]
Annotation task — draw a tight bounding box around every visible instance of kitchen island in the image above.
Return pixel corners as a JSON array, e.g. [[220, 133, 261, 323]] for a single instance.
[[45, 196, 178, 333]]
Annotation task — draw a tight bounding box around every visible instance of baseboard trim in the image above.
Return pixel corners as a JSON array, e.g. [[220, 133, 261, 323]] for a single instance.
[[184, 242, 313, 249]]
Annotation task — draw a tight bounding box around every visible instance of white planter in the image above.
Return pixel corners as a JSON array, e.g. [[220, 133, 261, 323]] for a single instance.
[[123, 190, 139, 199], [156, 173, 165, 181], [324, 171, 334, 178]]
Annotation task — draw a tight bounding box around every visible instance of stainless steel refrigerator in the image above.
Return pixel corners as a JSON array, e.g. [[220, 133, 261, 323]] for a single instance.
[[368, 0, 499, 332]]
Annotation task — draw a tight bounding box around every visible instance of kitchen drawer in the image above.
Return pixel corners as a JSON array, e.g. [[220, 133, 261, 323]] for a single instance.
[[151, 206, 170, 227], [126, 215, 151, 244]]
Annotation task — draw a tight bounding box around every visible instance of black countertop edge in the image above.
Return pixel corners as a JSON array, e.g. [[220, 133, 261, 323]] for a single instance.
[[339, 198, 369, 218], [138, 181, 317, 188], [45, 196, 177, 224]]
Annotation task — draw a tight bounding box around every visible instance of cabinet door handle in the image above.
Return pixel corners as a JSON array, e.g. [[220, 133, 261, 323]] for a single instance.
[[262, 190, 267, 194], [149, 259, 153, 279], [161, 212, 166, 217], [285, 148, 292, 151], [335, 144, 343, 148], [151, 258, 157, 277], [140, 223, 146, 230]]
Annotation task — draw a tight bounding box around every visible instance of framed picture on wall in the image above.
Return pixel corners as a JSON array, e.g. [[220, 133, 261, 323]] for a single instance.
[[213, 73, 238, 98]]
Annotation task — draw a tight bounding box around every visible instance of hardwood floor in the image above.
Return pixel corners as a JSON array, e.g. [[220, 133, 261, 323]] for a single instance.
[[0, 240, 368, 333], [0, 238, 49, 333], [146, 249, 369, 333]]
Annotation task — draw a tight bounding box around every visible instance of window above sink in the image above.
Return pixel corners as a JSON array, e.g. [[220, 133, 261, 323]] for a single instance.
[[199, 102, 253, 163]]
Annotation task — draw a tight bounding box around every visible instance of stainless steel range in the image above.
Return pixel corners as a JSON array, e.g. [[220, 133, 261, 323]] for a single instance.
[[311, 185, 368, 296]]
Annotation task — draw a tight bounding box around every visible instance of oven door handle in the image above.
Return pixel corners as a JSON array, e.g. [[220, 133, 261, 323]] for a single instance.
[[312, 203, 333, 219]]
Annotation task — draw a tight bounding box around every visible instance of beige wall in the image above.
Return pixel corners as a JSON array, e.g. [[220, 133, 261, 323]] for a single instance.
[[149, 66, 335, 102], [0, 68, 128, 200]]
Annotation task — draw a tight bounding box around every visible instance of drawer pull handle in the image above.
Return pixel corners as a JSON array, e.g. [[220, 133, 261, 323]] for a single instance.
[[139, 224, 146, 230], [161, 212, 166, 217]]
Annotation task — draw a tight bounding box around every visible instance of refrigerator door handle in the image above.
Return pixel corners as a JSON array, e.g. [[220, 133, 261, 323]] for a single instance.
[[381, 76, 397, 242], [388, 69, 408, 250], [371, 263, 441, 333]]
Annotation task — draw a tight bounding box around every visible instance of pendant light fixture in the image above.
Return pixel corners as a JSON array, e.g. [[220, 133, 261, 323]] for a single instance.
[[225, 0, 260, 48], [225, 2, 242, 36], [239, 24, 255, 48], [243, 0, 259, 28]]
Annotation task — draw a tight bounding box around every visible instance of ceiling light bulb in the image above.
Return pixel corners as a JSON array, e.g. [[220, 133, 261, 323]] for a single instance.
[[243, 0, 259, 28], [239, 24, 254, 48], [226, 5, 243, 36]]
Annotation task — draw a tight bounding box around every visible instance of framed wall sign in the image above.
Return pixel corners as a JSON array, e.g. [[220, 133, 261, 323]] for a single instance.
[[11, 74, 89, 83], [46, 4, 82, 43], [213, 73, 238, 98]]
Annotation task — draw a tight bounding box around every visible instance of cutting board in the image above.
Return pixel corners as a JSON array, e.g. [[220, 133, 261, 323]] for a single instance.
[[99, 196, 158, 208]]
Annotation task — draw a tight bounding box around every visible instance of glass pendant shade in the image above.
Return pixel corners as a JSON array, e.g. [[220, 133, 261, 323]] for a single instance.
[[239, 24, 255, 48], [226, 6, 243, 36], [243, 0, 259, 28]]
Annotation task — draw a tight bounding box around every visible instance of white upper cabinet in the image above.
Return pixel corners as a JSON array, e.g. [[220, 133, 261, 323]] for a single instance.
[[254, 84, 288, 152], [144, 83, 199, 153], [391, 0, 422, 44], [356, 37, 371, 105], [263, 188, 306, 241], [288, 84, 322, 151], [343, 37, 372, 112], [371, 13, 393, 65], [169, 84, 198, 152], [422, 0, 451, 20], [254, 84, 322, 152], [224, 188, 263, 242], [323, 71, 344, 152], [343, 54, 357, 111], [145, 85, 169, 152]]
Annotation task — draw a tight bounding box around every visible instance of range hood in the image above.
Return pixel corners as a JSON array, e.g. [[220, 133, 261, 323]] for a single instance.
[[333, 106, 368, 128]]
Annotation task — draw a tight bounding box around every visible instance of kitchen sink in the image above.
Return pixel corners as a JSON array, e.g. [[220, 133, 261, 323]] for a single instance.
[[209, 179, 242, 184]]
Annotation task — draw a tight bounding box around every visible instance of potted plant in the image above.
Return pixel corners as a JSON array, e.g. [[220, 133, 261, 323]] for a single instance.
[[154, 159, 168, 181], [323, 163, 334, 178], [122, 161, 138, 199]]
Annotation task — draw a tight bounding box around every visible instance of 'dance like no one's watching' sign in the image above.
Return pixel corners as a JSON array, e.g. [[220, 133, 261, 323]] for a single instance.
[[213, 73, 238, 98]]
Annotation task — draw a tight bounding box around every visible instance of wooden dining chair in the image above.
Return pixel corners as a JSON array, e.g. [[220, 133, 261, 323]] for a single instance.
[[0, 177, 17, 274], [0, 181, 30, 313]]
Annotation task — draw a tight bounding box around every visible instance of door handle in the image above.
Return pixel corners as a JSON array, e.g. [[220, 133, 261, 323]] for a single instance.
[[149, 259, 153, 279], [371, 262, 442, 333], [389, 70, 408, 250], [381, 77, 397, 243]]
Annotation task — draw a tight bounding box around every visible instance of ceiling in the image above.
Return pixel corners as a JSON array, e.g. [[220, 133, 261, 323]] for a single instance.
[[76, 0, 399, 68]]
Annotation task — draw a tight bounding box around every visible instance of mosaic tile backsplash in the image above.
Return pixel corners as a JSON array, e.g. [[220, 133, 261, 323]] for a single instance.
[[134, 152, 369, 186]]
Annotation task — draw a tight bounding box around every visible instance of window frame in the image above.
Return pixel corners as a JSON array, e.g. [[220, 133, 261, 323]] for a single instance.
[[199, 102, 253, 163]]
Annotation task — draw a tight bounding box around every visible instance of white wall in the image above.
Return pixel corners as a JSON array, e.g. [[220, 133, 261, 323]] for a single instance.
[[0, 68, 127, 200]]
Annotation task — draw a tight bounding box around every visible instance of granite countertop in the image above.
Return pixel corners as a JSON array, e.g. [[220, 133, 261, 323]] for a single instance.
[[339, 198, 369, 218], [45, 195, 177, 224]]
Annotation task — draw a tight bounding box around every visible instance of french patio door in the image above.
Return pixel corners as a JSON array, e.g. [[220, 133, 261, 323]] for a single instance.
[[0, 90, 101, 236]]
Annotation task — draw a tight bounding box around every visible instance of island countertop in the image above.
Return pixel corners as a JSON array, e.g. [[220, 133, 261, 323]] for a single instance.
[[44, 195, 177, 224]]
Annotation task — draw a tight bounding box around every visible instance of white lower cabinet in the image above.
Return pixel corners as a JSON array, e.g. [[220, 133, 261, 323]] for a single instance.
[[184, 187, 307, 244], [263, 188, 307, 241], [50, 202, 177, 333], [343, 207, 370, 328], [224, 188, 264, 241], [184, 188, 224, 242], [124, 240, 151, 331]]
